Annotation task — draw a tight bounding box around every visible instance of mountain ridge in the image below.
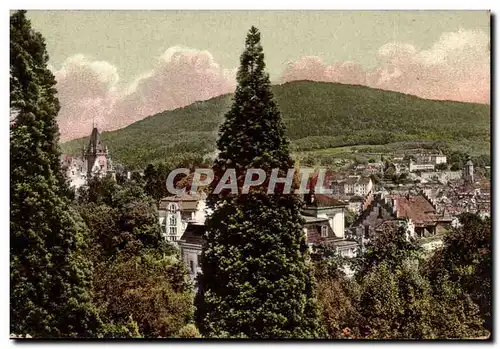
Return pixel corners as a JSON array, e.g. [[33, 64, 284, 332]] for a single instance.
[[61, 80, 490, 169]]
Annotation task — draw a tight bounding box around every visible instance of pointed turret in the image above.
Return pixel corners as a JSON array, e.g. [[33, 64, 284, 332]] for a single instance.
[[83, 126, 111, 178]]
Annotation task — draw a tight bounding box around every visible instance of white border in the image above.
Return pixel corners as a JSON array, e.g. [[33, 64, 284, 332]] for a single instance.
[[3, 1, 499, 10], [1, 1, 497, 348]]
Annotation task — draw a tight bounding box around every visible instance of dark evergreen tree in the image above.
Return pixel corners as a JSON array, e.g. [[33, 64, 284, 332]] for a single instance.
[[195, 26, 322, 338], [10, 10, 69, 195], [10, 10, 102, 337]]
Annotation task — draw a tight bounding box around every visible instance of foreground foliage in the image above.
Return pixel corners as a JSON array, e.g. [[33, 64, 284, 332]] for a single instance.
[[77, 177, 195, 338], [314, 220, 490, 339]]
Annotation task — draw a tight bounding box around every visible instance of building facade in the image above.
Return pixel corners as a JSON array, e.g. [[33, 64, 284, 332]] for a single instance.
[[331, 176, 373, 197], [158, 192, 207, 245]]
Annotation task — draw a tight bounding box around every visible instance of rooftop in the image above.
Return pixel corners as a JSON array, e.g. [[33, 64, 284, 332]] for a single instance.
[[302, 215, 329, 224], [159, 192, 205, 211], [305, 194, 347, 208], [395, 195, 436, 226], [179, 223, 206, 246]]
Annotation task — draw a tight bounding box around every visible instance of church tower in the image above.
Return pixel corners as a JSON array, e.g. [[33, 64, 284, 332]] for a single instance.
[[83, 126, 114, 179], [463, 159, 474, 184]]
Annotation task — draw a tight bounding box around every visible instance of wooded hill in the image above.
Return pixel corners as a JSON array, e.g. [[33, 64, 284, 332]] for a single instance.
[[61, 81, 490, 169]]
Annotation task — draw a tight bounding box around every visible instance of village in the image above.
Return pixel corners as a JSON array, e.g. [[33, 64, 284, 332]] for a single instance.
[[61, 126, 491, 281]]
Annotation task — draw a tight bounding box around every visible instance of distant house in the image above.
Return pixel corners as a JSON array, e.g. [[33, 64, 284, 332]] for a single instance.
[[347, 195, 365, 214], [431, 154, 447, 165], [178, 193, 359, 280], [344, 177, 358, 195], [357, 177, 373, 196], [331, 180, 345, 196], [331, 176, 373, 197], [418, 170, 462, 183], [409, 159, 435, 172], [408, 153, 447, 173], [158, 192, 208, 245], [354, 192, 452, 238]]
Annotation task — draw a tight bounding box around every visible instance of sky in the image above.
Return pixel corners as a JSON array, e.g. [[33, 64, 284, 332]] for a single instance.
[[25, 10, 491, 141]]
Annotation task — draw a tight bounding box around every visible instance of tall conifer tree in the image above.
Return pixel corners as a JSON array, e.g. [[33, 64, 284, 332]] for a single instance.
[[10, 10, 102, 337], [195, 26, 322, 338]]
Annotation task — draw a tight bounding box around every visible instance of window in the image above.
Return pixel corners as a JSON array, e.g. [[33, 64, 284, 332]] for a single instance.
[[168, 203, 177, 213], [169, 226, 177, 236], [321, 225, 328, 237], [189, 260, 194, 273], [170, 215, 177, 226]]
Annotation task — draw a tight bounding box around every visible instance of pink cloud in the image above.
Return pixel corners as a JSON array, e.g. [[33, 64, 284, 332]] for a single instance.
[[113, 47, 236, 127], [54, 47, 236, 141], [55, 28, 489, 142], [54, 55, 119, 141], [281, 29, 490, 104]]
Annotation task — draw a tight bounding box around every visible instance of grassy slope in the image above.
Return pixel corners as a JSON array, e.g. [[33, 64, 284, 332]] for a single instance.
[[61, 81, 490, 169]]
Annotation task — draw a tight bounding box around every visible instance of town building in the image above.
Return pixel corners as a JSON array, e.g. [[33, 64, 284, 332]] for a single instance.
[[408, 153, 447, 173], [409, 158, 435, 172], [177, 224, 205, 279], [330, 176, 373, 196], [353, 191, 453, 239], [416, 170, 462, 183], [431, 154, 447, 165], [158, 192, 208, 245]]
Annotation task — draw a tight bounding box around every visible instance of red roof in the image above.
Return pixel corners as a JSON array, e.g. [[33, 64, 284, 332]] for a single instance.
[[395, 195, 436, 226]]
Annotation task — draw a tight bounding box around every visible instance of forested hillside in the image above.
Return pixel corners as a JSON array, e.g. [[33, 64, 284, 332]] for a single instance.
[[61, 81, 490, 169]]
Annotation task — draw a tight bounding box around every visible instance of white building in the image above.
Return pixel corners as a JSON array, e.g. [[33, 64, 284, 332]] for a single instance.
[[331, 180, 345, 196], [302, 194, 346, 239], [409, 159, 435, 172], [343, 177, 358, 196], [431, 155, 447, 165], [356, 177, 373, 196], [333, 176, 373, 197], [408, 154, 447, 173], [158, 192, 208, 245]]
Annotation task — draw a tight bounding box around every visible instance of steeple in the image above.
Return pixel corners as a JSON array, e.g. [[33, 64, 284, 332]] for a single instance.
[[86, 126, 105, 154], [463, 158, 474, 184], [83, 125, 109, 178]]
